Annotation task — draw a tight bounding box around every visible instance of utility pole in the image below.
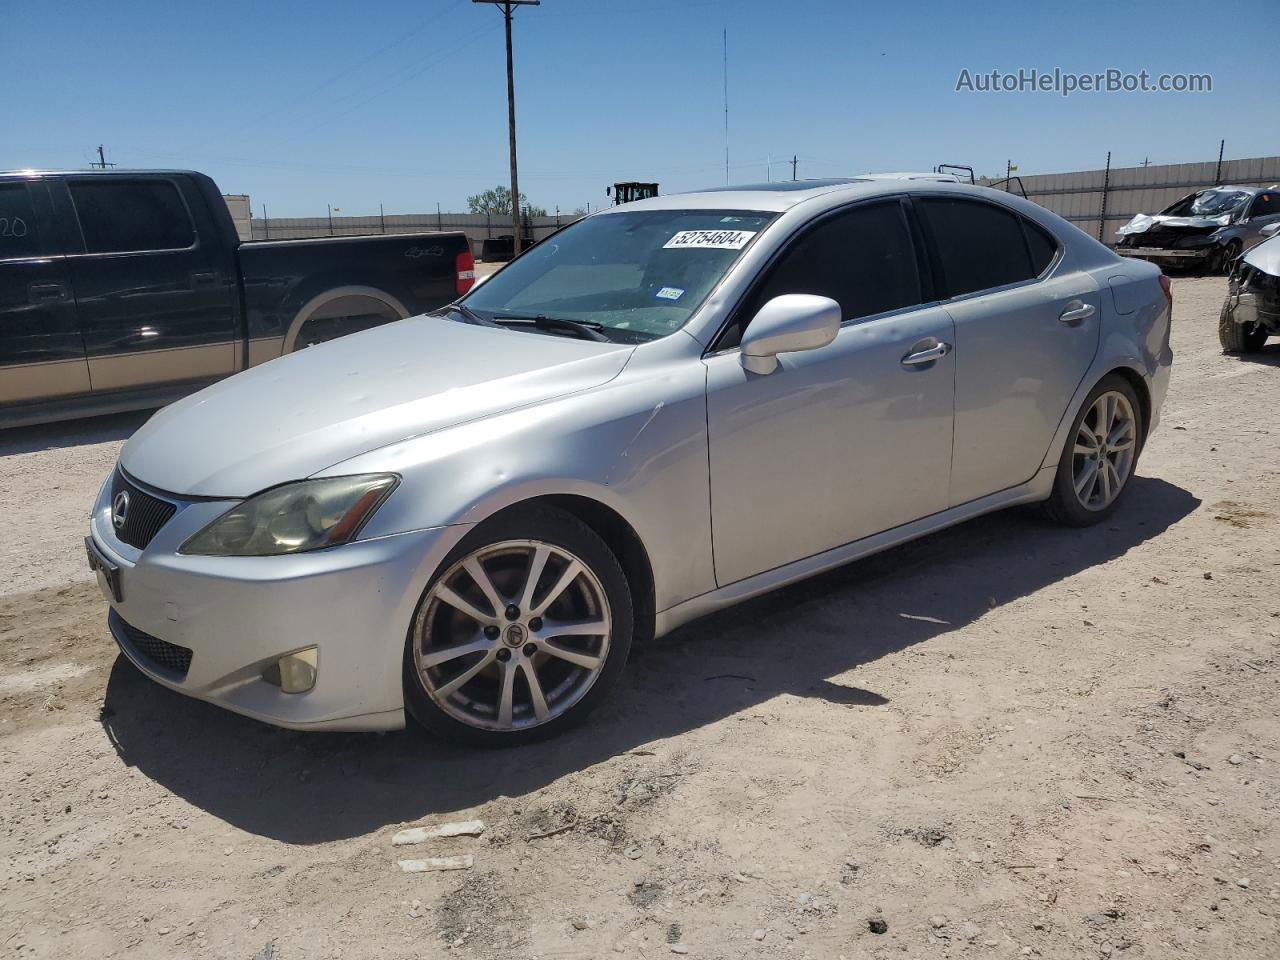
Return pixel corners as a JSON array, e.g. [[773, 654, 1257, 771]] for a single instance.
[[1214, 138, 1225, 185], [327, 203, 334, 236], [90, 145, 116, 169], [791, 155, 798, 181], [474, 0, 539, 254], [722, 28, 729, 185]]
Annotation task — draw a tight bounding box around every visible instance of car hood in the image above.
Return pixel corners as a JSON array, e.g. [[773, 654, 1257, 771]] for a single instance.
[[121, 316, 634, 497], [1116, 212, 1230, 238], [1243, 235, 1280, 275]]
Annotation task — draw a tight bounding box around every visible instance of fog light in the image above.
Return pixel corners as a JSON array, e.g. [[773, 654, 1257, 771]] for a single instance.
[[276, 647, 318, 694]]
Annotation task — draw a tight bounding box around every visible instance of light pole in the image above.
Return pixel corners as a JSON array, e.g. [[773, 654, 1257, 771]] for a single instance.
[[474, 0, 539, 255]]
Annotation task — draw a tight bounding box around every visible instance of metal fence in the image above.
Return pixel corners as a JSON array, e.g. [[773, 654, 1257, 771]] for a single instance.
[[247, 211, 582, 257], [978, 154, 1280, 244]]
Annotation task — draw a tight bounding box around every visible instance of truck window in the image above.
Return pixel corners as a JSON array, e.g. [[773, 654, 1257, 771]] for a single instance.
[[0, 183, 40, 261], [70, 180, 195, 254]]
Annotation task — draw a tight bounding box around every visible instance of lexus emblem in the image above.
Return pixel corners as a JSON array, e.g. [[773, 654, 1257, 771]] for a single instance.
[[112, 490, 130, 529]]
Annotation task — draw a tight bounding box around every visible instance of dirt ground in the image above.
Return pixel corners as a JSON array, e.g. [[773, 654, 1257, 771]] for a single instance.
[[2, 275, 1278, 960]]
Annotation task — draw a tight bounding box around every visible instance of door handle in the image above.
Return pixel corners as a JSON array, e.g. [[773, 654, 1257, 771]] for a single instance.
[[29, 282, 70, 303], [190, 272, 221, 288], [1059, 300, 1096, 325], [901, 341, 952, 367]]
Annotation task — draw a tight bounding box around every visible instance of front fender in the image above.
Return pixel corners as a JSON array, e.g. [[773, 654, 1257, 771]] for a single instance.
[[321, 357, 717, 614]]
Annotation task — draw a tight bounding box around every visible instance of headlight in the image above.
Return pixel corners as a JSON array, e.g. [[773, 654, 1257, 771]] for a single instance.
[[180, 474, 398, 557]]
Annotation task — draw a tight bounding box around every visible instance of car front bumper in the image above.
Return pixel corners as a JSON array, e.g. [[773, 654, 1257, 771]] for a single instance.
[[1118, 247, 1213, 263], [88, 476, 469, 732]]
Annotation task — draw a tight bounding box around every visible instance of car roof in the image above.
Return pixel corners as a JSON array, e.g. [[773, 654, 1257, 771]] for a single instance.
[[598, 177, 1026, 214], [0, 168, 202, 179]]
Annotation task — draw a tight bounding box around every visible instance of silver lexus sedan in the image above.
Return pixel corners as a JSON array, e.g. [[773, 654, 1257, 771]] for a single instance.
[[87, 178, 1173, 745]]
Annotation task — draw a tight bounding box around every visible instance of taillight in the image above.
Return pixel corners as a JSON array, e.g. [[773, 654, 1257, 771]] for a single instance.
[[455, 249, 476, 295], [1158, 274, 1173, 312]]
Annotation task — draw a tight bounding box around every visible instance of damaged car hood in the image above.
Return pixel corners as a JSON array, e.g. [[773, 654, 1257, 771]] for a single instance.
[[1115, 212, 1230, 238], [1243, 235, 1280, 275], [120, 315, 634, 497]]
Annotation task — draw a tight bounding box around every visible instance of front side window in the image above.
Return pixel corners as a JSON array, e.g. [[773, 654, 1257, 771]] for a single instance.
[[921, 197, 1036, 296], [1249, 192, 1280, 217], [739, 200, 922, 329], [70, 180, 195, 254], [460, 209, 776, 342], [0, 183, 41, 261]]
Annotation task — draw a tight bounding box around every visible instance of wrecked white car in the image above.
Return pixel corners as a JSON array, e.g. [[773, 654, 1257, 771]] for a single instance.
[[1116, 186, 1280, 275], [1219, 228, 1280, 354]]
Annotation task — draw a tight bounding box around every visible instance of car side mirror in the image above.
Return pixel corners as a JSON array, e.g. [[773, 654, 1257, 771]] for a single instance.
[[1262, 222, 1280, 238], [739, 294, 842, 374]]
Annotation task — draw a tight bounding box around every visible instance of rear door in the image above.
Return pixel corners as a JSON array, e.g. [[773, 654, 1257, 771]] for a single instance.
[[704, 198, 956, 585], [917, 195, 1100, 506], [0, 178, 89, 408], [60, 176, 238, 393]]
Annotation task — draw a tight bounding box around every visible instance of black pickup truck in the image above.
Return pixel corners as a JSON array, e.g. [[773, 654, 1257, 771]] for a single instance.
[[0, 169, 475, 427]]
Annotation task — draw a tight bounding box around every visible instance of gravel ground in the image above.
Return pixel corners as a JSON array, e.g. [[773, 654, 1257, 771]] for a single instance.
[[2, 275, 1278, 960]]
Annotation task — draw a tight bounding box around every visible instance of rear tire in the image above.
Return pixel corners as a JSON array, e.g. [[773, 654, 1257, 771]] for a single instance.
[[403, 506, 633, 746], [1043, 374, 1144, 527], [1219, 299, 1269, 354]]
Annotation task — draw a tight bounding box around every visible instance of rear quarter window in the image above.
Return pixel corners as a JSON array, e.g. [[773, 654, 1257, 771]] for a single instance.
[[1022, 218, 1059, 276], [70, 179, 196, 254], [920, 197, 1036, 296], [0, 183, 41, 260]]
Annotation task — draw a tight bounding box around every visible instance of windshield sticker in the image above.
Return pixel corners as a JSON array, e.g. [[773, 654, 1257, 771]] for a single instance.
[[664, 229, 757, 250], [655, 286, 685, 301]]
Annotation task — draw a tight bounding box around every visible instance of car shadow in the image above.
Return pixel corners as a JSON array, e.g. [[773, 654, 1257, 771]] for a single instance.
[[100, 475, 1199, 844], [1230, 342, 1280, 366], [0, 410, 153, 456]]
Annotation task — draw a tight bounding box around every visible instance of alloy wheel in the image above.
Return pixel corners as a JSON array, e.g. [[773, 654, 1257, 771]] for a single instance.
[[1071, 391, 1138, 511], [412, 540, 612, 731]]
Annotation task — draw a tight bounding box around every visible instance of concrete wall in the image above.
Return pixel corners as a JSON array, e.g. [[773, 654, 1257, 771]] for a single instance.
[[979, 155, 1280, 244], [243, 210, 583, 258], [222, 194, 252, 242]]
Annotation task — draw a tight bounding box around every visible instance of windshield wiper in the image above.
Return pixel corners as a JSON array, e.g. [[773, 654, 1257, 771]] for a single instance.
[[492, 314, 612, 343], [444, 301, 498, 327]]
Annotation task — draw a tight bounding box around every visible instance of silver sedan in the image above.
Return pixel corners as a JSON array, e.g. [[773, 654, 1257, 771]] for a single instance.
[[87, 178, 1173, 745]]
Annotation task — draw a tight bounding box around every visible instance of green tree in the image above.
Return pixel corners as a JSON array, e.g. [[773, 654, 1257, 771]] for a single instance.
[[467, 185, 546, 218]]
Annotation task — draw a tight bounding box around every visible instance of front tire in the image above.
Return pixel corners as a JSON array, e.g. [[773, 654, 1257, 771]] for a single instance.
[[403, 506, 633, 746], [1219, 299, 1269, 354], [1043, 375, 1144, 527]]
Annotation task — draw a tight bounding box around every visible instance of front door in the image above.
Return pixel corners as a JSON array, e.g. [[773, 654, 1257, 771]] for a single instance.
[[0, 178, 89, 409], [704, 199, 956, 586], [60, 176, 238, 393]]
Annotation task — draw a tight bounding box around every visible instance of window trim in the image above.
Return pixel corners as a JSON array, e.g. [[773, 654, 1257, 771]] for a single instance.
[[913, 194, 1062, 304], [705, 194, 936, 355], [65, 175, 200, 258]]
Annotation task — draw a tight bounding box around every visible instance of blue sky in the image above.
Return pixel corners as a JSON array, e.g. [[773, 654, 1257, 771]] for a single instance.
[[4, 0, 1274, 217]]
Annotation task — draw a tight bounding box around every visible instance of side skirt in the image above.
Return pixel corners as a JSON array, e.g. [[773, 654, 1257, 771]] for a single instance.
[[654, 466, 1056, 638]]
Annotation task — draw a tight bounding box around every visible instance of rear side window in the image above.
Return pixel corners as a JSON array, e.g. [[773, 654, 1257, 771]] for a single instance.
[[921, 197, 1036, 296], [0, 183, 41, 260], [742, 200, 921, 326], [1022, 218, 1059, 275], [70, 180, 195, 254]]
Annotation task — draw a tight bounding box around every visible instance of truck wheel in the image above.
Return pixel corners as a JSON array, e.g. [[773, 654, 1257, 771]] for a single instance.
[[1218, 299, 1268, 354], [403, 506, 633, 746], [1042, 374, 1144, 527], [286, 288, 408, 352]]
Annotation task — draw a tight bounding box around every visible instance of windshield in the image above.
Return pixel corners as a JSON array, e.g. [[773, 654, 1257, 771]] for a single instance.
[[1162, 189, 1250, 218], [458, 209, 776, 342]]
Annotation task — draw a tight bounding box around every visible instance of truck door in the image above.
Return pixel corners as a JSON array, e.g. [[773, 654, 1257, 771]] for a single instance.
[[0, 178, 89, 410], [60, 176, 238, 393]]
